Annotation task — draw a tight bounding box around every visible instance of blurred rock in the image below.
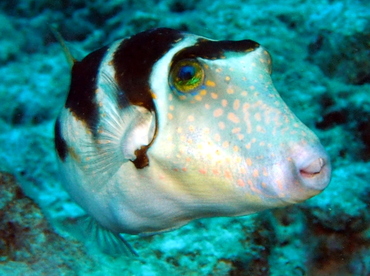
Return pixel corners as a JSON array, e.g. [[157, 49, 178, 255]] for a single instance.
[[0, 172, 91, 275]]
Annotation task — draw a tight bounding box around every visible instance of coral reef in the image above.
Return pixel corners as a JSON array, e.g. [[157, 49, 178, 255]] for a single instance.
[[0, 172, 91, 275]]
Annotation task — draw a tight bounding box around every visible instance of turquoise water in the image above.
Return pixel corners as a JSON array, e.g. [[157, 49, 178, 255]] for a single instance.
[[0, 0, 369, 275]]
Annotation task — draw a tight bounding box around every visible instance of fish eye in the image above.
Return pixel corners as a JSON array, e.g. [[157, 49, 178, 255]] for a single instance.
[[170, 59, 204, 94]]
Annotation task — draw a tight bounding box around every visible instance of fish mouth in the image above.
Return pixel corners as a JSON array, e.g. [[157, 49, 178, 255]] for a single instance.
[[299, 158, 325, 178], [295, 150, 331, 192], [258, 142, 332, 204], [273, 142, 332, 204]]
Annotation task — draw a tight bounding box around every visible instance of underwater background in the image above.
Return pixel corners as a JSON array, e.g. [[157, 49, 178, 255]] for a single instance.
[[0, 0, 369, 275]]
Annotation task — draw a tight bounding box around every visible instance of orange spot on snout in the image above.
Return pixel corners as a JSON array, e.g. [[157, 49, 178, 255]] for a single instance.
[[206, 80, 216, 87], [228, 112, 240, 123], [213, 108, 223, 117], [199, 168, 207, 174], [237, 179, 246, 187], [224, 170, 232, 179]]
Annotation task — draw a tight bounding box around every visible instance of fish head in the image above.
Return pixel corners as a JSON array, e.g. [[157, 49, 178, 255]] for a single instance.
[[148, 33, 331, 215]]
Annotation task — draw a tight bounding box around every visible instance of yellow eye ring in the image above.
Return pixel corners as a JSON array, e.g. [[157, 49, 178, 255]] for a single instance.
[[170, 59, 204, 94]]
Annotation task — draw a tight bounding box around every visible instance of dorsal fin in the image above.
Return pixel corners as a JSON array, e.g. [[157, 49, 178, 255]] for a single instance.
[[50, 25, 76, 67]]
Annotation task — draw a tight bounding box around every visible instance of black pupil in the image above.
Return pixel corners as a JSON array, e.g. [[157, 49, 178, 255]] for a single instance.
[[178, 65, 195, 81]]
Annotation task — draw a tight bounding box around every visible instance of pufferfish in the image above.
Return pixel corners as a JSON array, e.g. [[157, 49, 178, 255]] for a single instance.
[[54, 28, 331, 255]]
